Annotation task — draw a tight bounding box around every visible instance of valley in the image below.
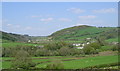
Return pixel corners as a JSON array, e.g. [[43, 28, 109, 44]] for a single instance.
[[1, 25, 119, 70]]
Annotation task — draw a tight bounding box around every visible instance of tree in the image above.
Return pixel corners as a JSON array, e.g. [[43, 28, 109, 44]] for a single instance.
[[44, 41, 73, 51], [11, 50, 35, 69], [83, 45, 96, 54], [35, 48, 49, 56], [2, 47, 15, 57], [95, 36, 107, 46], [58, 47, 71, 56], [69, 48, 83, 56], [88, 42, 101, 49]]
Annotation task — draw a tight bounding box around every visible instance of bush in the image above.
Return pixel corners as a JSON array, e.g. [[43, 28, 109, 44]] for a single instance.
[[2, 47, 16, 57]]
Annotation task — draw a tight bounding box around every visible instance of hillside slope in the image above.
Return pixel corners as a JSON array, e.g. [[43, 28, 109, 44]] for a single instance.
[[0, 31, 31, 42], [1, 25, 118, 42], [50, 25, 118, 41]]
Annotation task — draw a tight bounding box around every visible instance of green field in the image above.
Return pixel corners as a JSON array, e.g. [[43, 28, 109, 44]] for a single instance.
[[63, 55, 118, 69], [2, 40, 119, 69], [100, 46, 113, 51], [2, 42, 41, 48], [106, 37, 118, 42], [2, 56, 75, 69], [35, 55, 118, 69], [51, 26, 116, 40]]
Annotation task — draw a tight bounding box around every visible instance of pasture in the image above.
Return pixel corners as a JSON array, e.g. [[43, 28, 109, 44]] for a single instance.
[[2, 42, 41, 48], [2, 55, 118, 69]]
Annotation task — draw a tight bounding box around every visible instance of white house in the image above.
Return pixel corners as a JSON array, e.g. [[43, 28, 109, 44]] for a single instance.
[[86, 38, 91, 40], [76, 47, 84, 49], [82, 44, 85, 46], [73, 43, 81, 46], [87, 42, 90, 44], [28, 40, 31, 43]]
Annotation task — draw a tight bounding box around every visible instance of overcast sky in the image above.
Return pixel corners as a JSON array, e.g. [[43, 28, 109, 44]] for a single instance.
[[2, 2, 118, 36]]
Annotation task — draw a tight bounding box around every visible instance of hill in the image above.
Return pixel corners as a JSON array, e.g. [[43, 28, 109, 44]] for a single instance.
[[50, 25, 118, 41], [1, 25, 118, 42], [0, 31, 31, 42]]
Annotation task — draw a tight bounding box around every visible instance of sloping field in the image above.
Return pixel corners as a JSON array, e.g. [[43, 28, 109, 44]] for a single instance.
[[35, 55, 118, 69], [63, 55, 118, 69]]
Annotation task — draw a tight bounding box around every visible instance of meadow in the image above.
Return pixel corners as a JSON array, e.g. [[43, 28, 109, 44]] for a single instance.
[[2, 42, 41, 48], [2, 55, 118, 69]]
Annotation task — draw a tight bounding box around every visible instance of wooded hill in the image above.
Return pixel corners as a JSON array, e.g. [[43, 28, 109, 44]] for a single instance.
[[0, 31, 31, 42]]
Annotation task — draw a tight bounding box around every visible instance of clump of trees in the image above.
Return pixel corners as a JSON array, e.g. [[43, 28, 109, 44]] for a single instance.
[[11, 50, 36, 69], [44, 41, 73, 50], [83, 42, 101, 54], [95, 37, 107, 46], [58, 47, 71, 56], [3, 39, 118, 57], [35, 48, 50, 56], [2, 41, 101, 57], [2, 47, 17, 57], [2, 45, 38, 57]]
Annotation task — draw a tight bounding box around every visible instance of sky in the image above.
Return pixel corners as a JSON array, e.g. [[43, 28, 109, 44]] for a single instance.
[[2, 0, 119, 2], [2, 2, 118, 36]]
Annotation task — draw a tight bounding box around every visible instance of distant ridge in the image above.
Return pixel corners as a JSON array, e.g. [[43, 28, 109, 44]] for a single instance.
[[0, 31, 31, 42]]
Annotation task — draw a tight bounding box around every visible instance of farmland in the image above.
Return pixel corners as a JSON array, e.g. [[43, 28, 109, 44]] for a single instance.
[[2, 42, 41, 48], [2, 55, 118, 69], [1, 25, 119, 70]]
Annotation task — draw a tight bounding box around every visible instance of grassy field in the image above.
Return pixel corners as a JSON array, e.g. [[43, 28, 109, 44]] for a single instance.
[[2, 56, 75, 69], [2, 42, 41, 48], [106, 37, 118, 42], [63, 55, 118, 69], [2, 55, 118, 69], [35, 55, 118, 69], [100, 46, 113, 51], [51, 26, 115, 40], [2, 61, 11, 69]]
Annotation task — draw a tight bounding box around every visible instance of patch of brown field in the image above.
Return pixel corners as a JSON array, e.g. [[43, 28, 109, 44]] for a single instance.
[[33, 56, 74, 60]]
